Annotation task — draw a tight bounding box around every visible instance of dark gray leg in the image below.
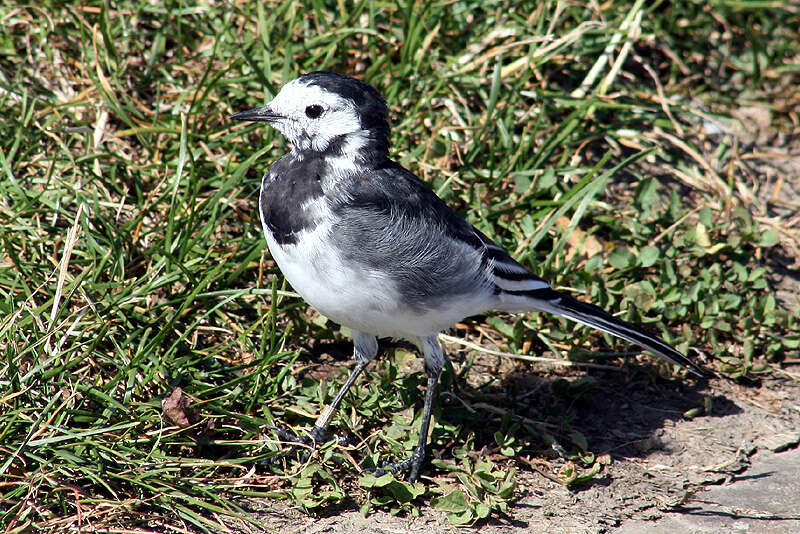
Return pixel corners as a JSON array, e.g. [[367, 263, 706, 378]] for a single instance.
[[267, 331, 379, 461], [367, 334, 444, 482]]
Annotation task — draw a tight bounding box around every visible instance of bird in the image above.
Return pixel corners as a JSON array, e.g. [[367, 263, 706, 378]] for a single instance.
[[230, 71, 706, 483]]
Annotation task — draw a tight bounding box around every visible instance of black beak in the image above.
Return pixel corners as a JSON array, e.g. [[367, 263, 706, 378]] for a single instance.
[[230, 105, 282, 123]]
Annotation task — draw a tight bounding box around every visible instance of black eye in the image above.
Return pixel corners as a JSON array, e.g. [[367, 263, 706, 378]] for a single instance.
[[305, 105, 323, 119]]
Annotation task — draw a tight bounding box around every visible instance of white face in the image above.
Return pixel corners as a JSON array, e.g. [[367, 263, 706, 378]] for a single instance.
[[266, 79, 363, 152]]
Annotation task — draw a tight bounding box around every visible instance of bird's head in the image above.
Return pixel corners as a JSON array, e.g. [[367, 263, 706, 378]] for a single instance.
[[231, 71, 390, 160]]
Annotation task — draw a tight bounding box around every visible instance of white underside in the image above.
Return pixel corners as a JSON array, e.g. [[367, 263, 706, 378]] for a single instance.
[[262, 218, 492, 340]]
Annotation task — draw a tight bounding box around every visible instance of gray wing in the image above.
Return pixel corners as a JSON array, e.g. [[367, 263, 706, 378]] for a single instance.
[[328, 162, 551, 310]]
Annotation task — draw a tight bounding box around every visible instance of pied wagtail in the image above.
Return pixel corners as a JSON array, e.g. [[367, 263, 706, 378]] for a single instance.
[[231, 71, 706, 482]]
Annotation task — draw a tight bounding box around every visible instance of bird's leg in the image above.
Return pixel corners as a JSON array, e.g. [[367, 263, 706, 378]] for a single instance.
[[366, 334, 444, 482], [265, 332, 379, 463], [265, 359, 367, 461]]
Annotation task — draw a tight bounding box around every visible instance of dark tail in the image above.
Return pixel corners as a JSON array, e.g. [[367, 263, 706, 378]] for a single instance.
[[508, 287, 708, 377]]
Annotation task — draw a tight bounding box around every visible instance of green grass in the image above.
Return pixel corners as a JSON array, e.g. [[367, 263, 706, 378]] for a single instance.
[[1, 0, 798, 531]]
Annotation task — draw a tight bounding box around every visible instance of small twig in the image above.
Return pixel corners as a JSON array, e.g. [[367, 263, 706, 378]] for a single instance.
[[519, 456, 564, 484], [649, 205, 703, 247], [635, 52, 684, 137], [438, 333, 623, 371]]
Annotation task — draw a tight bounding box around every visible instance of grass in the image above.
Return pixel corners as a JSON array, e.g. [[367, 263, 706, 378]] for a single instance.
[[1, 0, 798, 531]]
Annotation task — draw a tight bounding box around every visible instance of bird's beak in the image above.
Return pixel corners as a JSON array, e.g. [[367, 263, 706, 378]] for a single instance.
[[230, 105, 282, 123]]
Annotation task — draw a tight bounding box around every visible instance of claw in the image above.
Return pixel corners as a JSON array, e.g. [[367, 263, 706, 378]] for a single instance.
[[268, 425, 310, 444], [262, 424, 351, 465], [362, 445, 427, 482]]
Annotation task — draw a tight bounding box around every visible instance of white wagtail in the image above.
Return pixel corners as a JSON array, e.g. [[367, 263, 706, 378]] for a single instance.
[[231, 71, 706, 482]]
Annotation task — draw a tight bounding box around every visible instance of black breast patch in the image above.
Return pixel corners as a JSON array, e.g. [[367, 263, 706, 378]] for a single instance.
[[260, 154, 325, 245]]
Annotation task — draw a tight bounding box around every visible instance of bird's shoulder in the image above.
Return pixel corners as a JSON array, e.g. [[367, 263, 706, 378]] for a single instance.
[[333, 161, 482, 244], [334, 161, 539, 279]]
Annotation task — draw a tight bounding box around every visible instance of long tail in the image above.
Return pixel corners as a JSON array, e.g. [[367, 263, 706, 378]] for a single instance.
[[501, 286, 707, 377], [474, 231, 706, 376]]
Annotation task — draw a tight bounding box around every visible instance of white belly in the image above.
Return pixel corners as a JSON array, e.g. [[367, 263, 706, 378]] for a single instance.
[[263, 219, 491, 339], [264, 219, 406, 338]]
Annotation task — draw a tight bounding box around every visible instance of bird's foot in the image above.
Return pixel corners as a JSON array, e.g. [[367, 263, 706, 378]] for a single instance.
[[264, 424, 349, 464], [363, 445, 427, 483]]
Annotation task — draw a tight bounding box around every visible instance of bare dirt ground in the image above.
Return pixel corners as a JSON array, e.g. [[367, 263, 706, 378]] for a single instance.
[[236, 373, 800, 534]]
